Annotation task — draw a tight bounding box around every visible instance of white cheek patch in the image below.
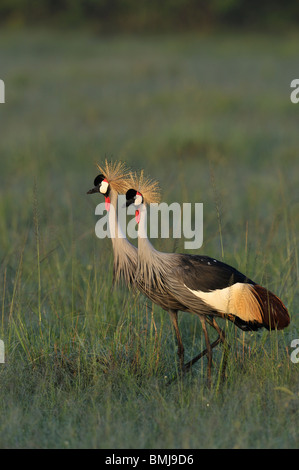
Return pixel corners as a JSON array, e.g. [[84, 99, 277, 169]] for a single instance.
[[100, 180, 109, 194], [135, 194, 143, 206]]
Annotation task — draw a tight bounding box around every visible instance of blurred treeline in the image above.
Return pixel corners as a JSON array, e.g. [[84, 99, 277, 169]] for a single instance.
[[1, 0, 299, 32]]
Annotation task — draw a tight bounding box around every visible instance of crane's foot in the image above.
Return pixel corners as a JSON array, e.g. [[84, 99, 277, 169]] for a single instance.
[[165, 318, 228, 387], [165, 335, 221, 386]]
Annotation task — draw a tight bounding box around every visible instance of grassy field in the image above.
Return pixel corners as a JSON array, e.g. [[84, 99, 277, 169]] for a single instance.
[[0, 29, 299, 449]]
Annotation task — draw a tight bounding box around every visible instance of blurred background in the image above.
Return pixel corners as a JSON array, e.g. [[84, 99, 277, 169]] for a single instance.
[[1, 0, 299, 261], [0, 0, 299, 449], [1, 0, 299, 287], [1, 0, 299, 31]]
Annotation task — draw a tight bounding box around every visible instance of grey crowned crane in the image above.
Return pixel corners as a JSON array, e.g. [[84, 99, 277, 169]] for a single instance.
[[125, 171, 290, 386], [87, 163, 221, 376]]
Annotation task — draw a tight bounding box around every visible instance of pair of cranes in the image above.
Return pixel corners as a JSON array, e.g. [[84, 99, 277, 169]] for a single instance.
[[87, 161, 290, 386]]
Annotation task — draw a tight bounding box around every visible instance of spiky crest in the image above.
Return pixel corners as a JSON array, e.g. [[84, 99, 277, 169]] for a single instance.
[[128, 170, 161, 205], [96, 160, 131, 194]]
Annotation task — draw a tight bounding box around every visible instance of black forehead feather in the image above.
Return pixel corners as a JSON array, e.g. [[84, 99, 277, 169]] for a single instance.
[[94, 174, 105, 186], [126, 189, 137, 200]]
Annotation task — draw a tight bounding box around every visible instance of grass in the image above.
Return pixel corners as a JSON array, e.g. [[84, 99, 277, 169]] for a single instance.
[[0, 28, 299, 449]]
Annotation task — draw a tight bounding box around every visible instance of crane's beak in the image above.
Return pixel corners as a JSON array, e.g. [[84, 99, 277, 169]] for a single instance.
[[87, 186, 99, 194]]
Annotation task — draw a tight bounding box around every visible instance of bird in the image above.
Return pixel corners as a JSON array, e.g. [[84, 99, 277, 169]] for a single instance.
[[87, 160, 138, 287], [125, 171, 290, 386], [87, 162, 220, 376], [125, 171, 229, 381]]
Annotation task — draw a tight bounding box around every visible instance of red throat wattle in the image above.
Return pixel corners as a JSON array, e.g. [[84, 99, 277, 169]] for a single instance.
[[105, 196, 110, 211], [135, 209, 140, 224]]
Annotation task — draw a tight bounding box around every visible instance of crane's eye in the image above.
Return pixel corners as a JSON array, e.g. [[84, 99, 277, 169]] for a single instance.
[[126, 189, 137, 207], [125, 189, 143, 206], [87, 174, 109, 196]]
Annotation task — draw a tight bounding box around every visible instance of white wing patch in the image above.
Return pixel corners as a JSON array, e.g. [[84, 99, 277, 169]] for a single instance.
[[184, 282, 262, 322], [185, 284, 232, 313]]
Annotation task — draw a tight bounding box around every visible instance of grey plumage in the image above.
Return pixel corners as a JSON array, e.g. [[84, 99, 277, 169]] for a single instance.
[[109, 188, 138, 287], [132, 198, 226, 380]]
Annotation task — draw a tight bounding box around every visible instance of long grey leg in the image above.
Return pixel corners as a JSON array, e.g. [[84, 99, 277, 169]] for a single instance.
[[166, 314, 225, 386], [183, 316, 223, 372], [207, 316, 229, 382], [199, 316, 213, 387], [168, 309, 184, 371]]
